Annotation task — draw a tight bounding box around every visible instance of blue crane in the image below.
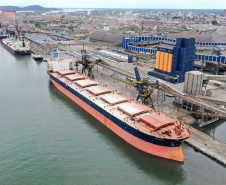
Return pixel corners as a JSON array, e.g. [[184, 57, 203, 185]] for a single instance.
[[133, 67, 160, 108]]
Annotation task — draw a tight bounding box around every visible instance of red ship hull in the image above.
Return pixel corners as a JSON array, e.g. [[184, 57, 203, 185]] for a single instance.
[[51, 78, 185, 162]]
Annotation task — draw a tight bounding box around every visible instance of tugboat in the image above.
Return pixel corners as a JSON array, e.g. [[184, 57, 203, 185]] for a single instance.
[[32, 53, 43, 61]]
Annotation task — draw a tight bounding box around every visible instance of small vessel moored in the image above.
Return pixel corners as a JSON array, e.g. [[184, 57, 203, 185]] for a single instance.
[[46, 59, 191, 162], [32, 54, 43, 61]]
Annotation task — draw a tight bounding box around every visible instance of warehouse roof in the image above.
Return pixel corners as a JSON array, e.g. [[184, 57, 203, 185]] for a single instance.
[[89, 31, 107, 41], [127, 24, 141, 33], [158, 44, 174, 50], [167, 27, 226, 43], [89, 31, 126, 43], [167, 33, 212, 42], [143, 20, 162, 27], [211, 26, 226, 42]]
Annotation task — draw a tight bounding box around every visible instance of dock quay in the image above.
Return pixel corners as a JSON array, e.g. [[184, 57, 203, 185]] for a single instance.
[[184, 124, 226, 166]]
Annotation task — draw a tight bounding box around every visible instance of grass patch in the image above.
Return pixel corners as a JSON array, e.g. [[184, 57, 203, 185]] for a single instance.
[[196, 51, 212, 55]]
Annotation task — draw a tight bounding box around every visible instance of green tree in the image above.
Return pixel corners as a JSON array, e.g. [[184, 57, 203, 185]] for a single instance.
[[53, 20, 60, 24], [35, 22, 41, 28], [211, 20, 218, 25], [68, 26, 74, 31]]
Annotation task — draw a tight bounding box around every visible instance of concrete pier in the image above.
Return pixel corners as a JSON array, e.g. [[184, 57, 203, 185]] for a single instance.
[[184, 124, 226, 166]]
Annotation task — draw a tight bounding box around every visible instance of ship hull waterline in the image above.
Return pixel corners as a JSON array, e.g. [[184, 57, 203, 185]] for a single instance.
[[2, 41, 31, 55], [0, 36, 7, 42], [33, 57, 43, 61], [50, 74, 185, 162]]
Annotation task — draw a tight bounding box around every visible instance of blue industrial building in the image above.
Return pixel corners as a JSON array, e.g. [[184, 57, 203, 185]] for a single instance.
[[148, 38, 196, 83], [122, 36, 226, 64], [53, 34, 71, 41]]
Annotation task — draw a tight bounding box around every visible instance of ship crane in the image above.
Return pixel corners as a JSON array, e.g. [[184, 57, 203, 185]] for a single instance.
[[100, 66, 162, 108], [15, 21, 25, 47], [79, 49, 109, 78], [79, 49, 174, 108], [133, 67, 160, 107]]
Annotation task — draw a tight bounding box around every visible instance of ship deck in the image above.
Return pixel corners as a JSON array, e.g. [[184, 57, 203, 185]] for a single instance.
[[51, 70, 190, 140]]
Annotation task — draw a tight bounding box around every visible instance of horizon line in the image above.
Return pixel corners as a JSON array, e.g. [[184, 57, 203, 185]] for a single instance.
[[0, 5, 225, 10]]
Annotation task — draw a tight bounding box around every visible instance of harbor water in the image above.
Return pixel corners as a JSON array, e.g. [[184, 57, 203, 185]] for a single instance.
[[0, 45, 225, 185]]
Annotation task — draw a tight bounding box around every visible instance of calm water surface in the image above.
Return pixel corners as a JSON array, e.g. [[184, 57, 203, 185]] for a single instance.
[[0, 45, 225, 185]]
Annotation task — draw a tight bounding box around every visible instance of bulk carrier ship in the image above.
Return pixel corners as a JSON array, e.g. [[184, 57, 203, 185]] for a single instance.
[[47, 59, 191, 162], [2, 37, 31, 55]]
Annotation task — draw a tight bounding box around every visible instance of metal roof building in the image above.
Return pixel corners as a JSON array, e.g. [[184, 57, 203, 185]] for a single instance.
[[167, 26, 226, 43], [167, 33, 212, 42], [89, 31, 126, 44], [126, 24, 141, 34]]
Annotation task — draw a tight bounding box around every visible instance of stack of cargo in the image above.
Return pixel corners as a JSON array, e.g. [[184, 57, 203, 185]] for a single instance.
[[148, 38, 196, 83]]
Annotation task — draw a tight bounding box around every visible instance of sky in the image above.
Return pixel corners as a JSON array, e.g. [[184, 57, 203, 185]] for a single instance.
[[0, 0, 226, 9]]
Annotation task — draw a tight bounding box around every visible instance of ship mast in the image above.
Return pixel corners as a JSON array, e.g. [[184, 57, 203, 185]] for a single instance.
[[15, 19, 25, 47]]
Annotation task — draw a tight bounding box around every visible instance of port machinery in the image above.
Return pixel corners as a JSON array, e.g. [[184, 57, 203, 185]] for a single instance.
[[101, 66, 161, 108], [98, 64, 226, 126], [72, 49, 226, 127], [133, 67, 159, 107], [15, 21, 27, 48], [77, 49, 110, 78], [74, 49, 162, 107]]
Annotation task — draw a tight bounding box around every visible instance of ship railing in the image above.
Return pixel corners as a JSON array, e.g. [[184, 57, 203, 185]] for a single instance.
[[104, 105, 111, 109], [93, 97, 99, 101], [124, 117, 130, 122], [129, 99, 135, 103]]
